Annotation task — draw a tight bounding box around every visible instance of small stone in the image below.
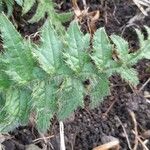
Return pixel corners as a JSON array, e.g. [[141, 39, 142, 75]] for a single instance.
[[101, 135, 118, 144], [142, 130, 150, 139], [144, 91, 150, 96]]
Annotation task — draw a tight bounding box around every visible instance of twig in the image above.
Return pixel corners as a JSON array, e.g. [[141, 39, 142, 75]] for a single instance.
[[138, 0, 150, 6], [60, 121, 66, 150], [145, 95, 150, 98], [139, 78, 150, 92], [116, 116, 132, 150], [93, 140, 120, 150], [132, 0, 149, 16], [129, 110, 138, 150], [127, 7, 150, 26], [112, 0, 120, 24], [143, 139, 149, 145], [146, 99, 150, 104], [33, 135, 54, 143], [132, 130, 149, 150], [82, 0, 87, 10], [102, 99, 117, 118]]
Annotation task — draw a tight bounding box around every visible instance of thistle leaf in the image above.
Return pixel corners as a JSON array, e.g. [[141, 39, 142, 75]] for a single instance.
[[0, 62, 11, 89], [0, 0, 22, 16], [0, 12, 149, 134], [128, 27, 150, 65], [0, 87, 31, 132], [15, 0, 23, 6], [90, 74, 110, 107], [33, 21, 63, 75], [135, 28, 145, 47], [64, 21, 90, 73], [91, 28, 112, 70], [32, 79, 58, 133], [111, 35, 130, 62], [0, 91, 5, 109], [28, 0, 72, 34], [139, 40, 150, 60], [22, 0, 36, 14], [56, 12, 73, 24], [5, 0, 14, 16], [0, 13, 35, 83], [58, 78, 84, 120], [144, 25, 150, 40], [29, 0, 48, 23], [116, 67, 139, 86], [0, 1, 2, 13]]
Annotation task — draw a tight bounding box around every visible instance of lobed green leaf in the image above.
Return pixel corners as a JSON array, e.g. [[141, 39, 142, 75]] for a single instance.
[[32, 79, 58, 133], [64, 21, 90, 73], [0, 13, 150, 134], [0, 13, 35, 84], [22, 0, 36, 14], [91, 28, 112, 70], [90, 74, 110, 107], [58, 78, 84, 120], [110, 35, 130, 62], [116, 67, 139, 86], [33, 20, 63, 75], [0, 87, 31, 132]]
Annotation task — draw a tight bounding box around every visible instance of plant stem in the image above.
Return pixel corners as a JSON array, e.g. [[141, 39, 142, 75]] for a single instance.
[[59, 121, 66, 150]]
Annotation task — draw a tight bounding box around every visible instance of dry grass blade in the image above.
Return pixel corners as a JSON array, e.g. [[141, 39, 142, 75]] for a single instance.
[[132, 131, 149, 150], [116, 116, 132, 150], [92, 139, 120, 150], [142, 130, 150, 139], [129, 110, 138, 150], [33, 135, 54, 143], [72, 0, 88, 21], [72, 0, 82, 18], [88, 11, 100, 35], [139, 78, 150, 92], [102, 99, 117, 118], [133, 0, 150, 16]]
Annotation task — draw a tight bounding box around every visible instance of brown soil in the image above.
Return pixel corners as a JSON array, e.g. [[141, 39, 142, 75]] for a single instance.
[[1, 0, 150, 150]]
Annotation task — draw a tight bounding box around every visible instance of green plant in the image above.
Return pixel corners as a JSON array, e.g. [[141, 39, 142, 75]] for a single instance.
[[22, 0, 73, 34], [23, 0, 72, 23], [0, 0, 73, 33], [0, 0, 23, 16], [0, 13, 150, 133]]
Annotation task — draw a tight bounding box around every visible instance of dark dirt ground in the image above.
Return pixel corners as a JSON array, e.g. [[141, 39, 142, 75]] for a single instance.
[[1, 0, 150, 150]]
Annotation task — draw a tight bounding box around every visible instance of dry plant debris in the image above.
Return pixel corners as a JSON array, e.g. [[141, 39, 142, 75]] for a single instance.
[[142, 130, 150, 139], [129, 110, 138, 150], [93, 139, 120, 150], [72, 0, 100, 35], [139, 78, 150, 91], [116, 116, 132, 150], [132, 131, 149, 150], [133, 0, 150, 16], [129, 110, 150, 150]]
